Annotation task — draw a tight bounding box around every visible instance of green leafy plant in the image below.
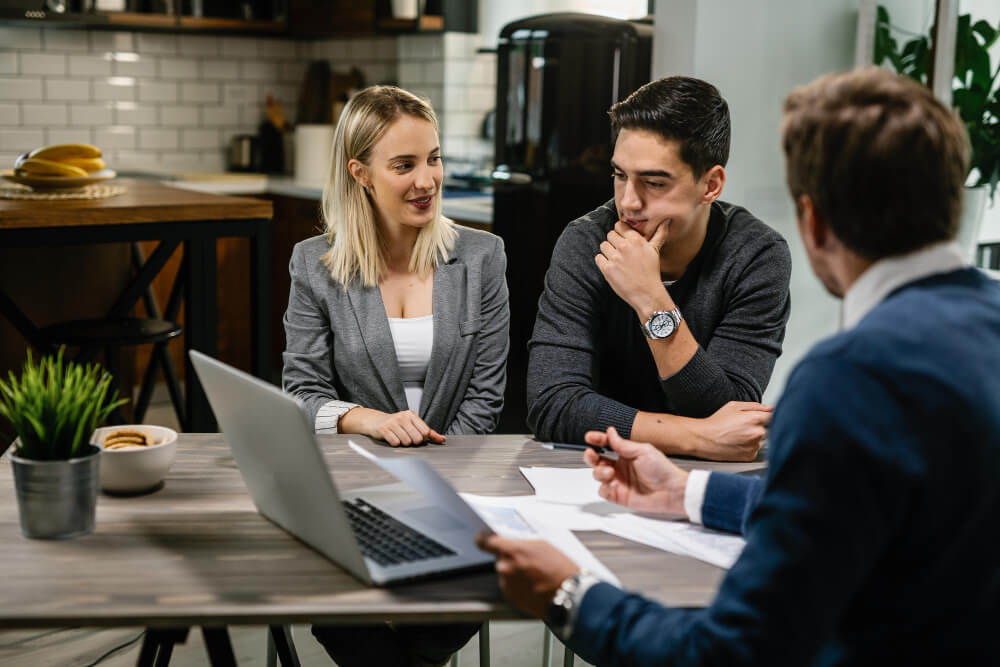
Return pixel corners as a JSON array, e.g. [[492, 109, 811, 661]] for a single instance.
[[875, 5, 1000, 198], [0, 349, 127, 461]]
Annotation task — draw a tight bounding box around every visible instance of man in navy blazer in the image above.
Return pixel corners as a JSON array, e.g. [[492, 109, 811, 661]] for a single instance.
[[477, 68, 1000, 664]]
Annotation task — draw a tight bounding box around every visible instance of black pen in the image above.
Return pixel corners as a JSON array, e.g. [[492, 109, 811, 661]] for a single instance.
[[541, 442, 619, 460]]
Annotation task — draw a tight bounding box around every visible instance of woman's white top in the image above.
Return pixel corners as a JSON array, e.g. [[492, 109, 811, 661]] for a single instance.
[[387, 314, 434, 414]]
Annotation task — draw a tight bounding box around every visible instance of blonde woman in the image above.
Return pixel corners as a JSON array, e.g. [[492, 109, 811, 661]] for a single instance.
[[282, 86, 506, 665]]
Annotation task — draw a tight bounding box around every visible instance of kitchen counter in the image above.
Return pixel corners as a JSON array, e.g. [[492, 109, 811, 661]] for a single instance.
[[164, 175, 494, 225]]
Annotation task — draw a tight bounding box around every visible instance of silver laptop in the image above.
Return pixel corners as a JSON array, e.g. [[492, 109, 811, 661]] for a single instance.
[[189, 351, 494, 585]]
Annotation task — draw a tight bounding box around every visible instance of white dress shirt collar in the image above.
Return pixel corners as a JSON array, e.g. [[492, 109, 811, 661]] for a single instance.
[[841, 241, 967, 330]]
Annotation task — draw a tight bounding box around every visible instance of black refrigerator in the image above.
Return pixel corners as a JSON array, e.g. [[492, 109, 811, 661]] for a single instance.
[[492, 12, 652, 433]]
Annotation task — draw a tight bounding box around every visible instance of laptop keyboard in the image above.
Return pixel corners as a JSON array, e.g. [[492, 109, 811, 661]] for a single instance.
[[343, 498, 456, 567]]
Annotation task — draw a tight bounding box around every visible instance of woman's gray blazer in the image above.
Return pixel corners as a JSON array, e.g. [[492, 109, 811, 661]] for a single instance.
[[282, 226, 510, 435]]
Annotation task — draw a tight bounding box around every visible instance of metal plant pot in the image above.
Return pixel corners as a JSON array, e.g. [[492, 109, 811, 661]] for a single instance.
[[8, 444, 100, 539]]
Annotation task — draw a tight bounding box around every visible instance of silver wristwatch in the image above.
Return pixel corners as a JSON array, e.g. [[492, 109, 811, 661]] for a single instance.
[[640, 307, 682, 339], [545, 570, 600, 639]]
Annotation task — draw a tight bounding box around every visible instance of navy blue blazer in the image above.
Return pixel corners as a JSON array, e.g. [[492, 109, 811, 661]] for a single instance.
[[569, 269, 1000, 666]]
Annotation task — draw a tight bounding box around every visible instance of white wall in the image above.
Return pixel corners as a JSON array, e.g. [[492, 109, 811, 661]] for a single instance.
[[654, 0, 861, 403]]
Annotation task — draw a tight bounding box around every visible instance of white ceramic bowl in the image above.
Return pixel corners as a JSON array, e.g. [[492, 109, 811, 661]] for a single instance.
[[92, 425, 178, 494]]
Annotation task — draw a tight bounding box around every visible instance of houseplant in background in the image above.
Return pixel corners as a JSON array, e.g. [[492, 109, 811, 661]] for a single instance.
[[0, 349, 125, 539], [875, 5, 1000, 260]]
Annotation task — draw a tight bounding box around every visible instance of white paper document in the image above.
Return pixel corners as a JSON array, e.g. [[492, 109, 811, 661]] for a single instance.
[[462, 493, 620, 585], [519, 466, 747, 570]]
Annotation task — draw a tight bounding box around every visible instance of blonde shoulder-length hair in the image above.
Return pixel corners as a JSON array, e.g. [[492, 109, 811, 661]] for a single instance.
[[320, 85, 457, 287]]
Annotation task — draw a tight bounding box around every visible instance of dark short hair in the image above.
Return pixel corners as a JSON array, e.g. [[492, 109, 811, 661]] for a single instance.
[[608, 76, 731, 177], [782, 68, 970, 259]]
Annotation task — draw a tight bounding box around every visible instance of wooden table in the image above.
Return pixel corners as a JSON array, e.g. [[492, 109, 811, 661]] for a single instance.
[[0, 434, 763, 664], [0, 179, 273, 431]]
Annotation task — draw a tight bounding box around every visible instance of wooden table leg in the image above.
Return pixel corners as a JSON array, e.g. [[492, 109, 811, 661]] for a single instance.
[[268, 624, 301, 667], [183, 236, 218, 432], [201, 626, 238, 667], [136, 627, 190, 667]]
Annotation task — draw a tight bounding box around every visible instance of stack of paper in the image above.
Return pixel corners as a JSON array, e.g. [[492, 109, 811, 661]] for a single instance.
[[474, 466, 747, 570]]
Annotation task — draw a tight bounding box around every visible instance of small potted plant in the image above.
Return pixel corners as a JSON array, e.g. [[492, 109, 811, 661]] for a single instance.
[[0, 349, 125, 539]]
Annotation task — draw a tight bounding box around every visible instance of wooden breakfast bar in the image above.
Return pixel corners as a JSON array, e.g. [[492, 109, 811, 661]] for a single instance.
[[0, 179, 273, 432]]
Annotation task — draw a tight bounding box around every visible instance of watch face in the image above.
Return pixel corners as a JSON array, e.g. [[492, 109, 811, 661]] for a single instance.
[[649, 312, 676, 338]]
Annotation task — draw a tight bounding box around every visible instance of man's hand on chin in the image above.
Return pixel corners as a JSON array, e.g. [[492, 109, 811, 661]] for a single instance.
[[475, 533, 581, 618], [595, 220, 672, 317]]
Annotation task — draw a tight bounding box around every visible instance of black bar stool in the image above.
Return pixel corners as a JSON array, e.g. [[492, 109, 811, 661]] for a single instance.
[[38, 317, 184, 426]]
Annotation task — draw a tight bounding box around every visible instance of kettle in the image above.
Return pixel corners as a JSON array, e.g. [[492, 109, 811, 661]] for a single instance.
[[228, 134, 258, 172]]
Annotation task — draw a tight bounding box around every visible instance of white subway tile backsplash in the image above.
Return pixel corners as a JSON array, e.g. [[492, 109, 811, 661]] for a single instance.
[[181, 128, 219, 150], [0, 129, 44, 152], [20, 104, 69, 127], [223, 83, 257, 106], [178, 34, 219, 57], [360, 63, 390, 85], [240, 61, 278, 82], [201, 60, 239, 80], [0, 104, 19, 125], [159, 105, 199, 127], [20, 52, 67, 76], [221, 37, 258, 58], [135, 34, 177, 55], [137, 81, 178, 103], [95, 126, 137, 150], [158, 57, 197, 79], [139, 127, 178, 150], [444, 85, 465, 112], [473, 58, 497, 87], [399, 62, 422, 85], [93, 78, 137, 102], [349, 39, 374, 61], [202, 106, 240, 126], [197, 151, 225, 171], [424, 61, 445, 85], [114, 55, 157, 78], [0, 26, 498, 171], [0, 27, 41, 50], [466, 85, 495, 112], [373, 37, 396, 60], [257, 39, 296, 60], [44, 78, 90, 101], [0, 52, 16, 74], [444, 59, 472, 84], [443, 111, 484, 138], [181, 82, 219, 103], [90, 31, 134, 52], [70, 104, 113, 126], [47, 127, 93, 145], [0, 77, 43, 101], [42, 30, 90, 52], [113, 150, 153, 170], [114, 103, 157, 126], [161, 151, 216, 171], [280, 61, 306, 84], [68, 54, 113, 77]]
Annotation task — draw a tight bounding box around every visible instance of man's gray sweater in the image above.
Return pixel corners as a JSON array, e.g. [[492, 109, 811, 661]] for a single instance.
[[527, 199, 792, 443]]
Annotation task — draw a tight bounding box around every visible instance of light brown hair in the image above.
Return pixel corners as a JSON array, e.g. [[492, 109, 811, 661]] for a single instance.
[[782, 67, 970, 259], [321, 85, 456, 287]]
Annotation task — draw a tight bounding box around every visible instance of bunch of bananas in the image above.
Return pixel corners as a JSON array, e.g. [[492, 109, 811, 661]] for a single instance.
[[14, 144, 105, 179]]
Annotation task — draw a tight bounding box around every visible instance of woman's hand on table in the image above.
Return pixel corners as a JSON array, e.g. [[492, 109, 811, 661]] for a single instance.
[[340, 406, 446, 446]]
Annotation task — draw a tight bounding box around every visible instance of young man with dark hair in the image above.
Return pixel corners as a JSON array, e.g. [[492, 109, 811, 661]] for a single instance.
[[527, 76, 792, 461], [480, 68, 1000, 664]]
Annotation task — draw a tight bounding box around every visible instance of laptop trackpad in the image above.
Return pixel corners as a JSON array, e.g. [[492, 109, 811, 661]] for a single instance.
[[401, 505, 467, 532]]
